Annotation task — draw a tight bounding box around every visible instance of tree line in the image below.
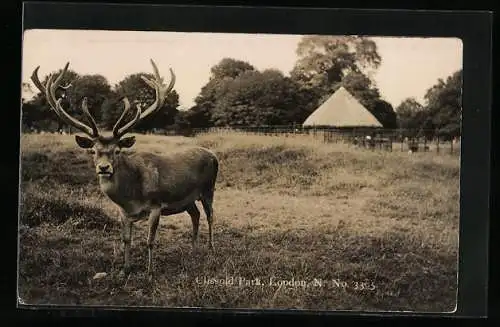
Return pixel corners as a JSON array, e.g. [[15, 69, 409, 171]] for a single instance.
[[22, 36, 462, 139], [395, 70, 462, 139]]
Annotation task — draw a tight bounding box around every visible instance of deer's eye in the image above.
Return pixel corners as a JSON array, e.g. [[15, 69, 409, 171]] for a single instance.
[[114, 149, 121, 154]]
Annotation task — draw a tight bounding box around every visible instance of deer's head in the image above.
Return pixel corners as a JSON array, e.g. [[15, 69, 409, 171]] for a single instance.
[[30, 60, 176, 179]]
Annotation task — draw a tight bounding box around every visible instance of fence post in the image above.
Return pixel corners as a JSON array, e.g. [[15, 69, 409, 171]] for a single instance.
[[450, 139, 453, 154], [436, 136, 440, 153]]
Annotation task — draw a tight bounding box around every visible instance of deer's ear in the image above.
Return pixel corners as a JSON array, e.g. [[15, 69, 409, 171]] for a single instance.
[[118, 136, 136, 148], [75, 135, 94, 149]]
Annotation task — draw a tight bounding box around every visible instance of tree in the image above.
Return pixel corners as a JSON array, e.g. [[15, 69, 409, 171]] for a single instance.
[[171, 110, 193, 135], [210, 58, 256, 80], [23, 68, 79, 131], [25, 70, 113, 131], [21, 100, 40, 131], [372, 99, 398, 129], [23, 69, 113, 132], [211, 69, 310, 126], [64, 74, 113, 126], [289, 36, 396, 127], [424, 70, 462, 138], [186, 58, 256, 128], [290, 35, 382, 101], [395, 98, 426, 129], [100, 91, 125, 130], [187, 78, 231, 128], [340, 71, 380, 109], [115, 73, 180, 132]]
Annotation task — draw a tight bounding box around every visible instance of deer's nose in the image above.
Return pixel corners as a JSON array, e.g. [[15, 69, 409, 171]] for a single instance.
[[98, 163, 111, 172]]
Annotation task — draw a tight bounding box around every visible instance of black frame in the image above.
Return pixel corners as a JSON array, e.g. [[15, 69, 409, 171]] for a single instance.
[[17, 1, 492, 320]]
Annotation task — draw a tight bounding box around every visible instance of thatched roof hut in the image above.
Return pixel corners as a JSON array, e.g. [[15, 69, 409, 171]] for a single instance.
[[303, 87, 382, 128]]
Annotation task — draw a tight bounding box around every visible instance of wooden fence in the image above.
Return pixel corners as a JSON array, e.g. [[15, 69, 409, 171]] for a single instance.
[[185, 126, 460, 155]]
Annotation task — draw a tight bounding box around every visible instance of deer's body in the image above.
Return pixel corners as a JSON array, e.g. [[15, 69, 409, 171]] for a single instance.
[[31, 59, 218, 279], [99, 146, 218, 220]]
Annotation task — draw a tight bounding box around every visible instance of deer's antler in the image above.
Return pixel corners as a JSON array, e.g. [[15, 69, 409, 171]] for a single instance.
[[112, 59, 176, 138], [30, 63, 100, 137], [112, 97, 141, 138]]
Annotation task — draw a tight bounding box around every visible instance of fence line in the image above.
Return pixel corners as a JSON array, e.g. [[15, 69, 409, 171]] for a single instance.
[[23, 125, 460, 155], [186, 126, 459, 155]]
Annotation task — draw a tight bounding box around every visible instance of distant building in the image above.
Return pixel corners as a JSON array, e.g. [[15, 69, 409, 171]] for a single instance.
[[303, 86, 382, 128]]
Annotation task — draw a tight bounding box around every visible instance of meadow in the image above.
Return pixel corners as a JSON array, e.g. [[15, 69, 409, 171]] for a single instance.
[[17, 132, 460, 312]]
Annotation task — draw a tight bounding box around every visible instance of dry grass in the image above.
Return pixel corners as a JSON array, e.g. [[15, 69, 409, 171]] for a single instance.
[[17, 132, 460, 312]]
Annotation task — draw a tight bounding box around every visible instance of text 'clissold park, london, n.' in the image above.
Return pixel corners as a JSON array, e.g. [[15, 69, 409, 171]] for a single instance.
[[195, 276, 377, 291]]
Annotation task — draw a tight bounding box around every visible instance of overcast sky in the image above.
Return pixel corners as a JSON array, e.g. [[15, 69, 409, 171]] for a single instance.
[[21, 29, 463, 109]]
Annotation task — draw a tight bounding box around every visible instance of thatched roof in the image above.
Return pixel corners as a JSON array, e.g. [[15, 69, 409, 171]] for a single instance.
[[303, 87, 383, 127]]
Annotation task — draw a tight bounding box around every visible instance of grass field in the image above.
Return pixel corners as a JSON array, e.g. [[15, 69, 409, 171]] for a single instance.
[[17, 132, 460, 312]]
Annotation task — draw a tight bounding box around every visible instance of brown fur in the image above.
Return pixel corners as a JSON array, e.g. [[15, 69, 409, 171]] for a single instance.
[[99, 146, 218, 218], [78, 134, 219, 278]]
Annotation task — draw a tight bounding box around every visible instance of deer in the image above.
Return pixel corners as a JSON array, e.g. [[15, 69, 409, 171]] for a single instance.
[[30, 60, 219, 280]]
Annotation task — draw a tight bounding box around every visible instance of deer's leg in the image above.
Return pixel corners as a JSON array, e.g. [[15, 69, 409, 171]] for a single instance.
[[201, 192, 215, 250], [120, 219, 133, 277], [186, 203, 200, 249], [147, 207, 161, 279]]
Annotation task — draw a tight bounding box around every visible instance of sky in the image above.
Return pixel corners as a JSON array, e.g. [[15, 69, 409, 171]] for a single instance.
[[21, 29, 463, 109]]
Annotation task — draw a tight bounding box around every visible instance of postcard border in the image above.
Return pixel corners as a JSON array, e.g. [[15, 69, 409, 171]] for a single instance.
[[17, 1, 492, 319]]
